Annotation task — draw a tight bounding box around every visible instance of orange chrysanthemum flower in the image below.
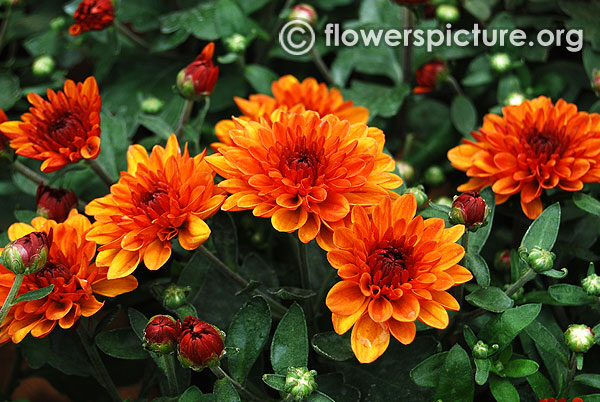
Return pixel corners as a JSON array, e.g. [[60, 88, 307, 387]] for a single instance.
[[325, 194, 472, 363], [448, 96, 600, 219], [0, 77, 101, 173], [0, 211, 138, 344], [206, 110, 402, 250], [85, 134, 226, 279], [213, 75, 369, 150]]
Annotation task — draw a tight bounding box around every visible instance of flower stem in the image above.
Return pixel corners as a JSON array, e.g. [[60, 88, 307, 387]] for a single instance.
[[175, 99, 194, 140], [86, 159, 115, 186], [192, 96, 211, 154], [0, 3, 13, 55], [504, 268, 536, 297], [162, 354, 179, 396], [568, 352, 577, 382], [310, 47, 334, 85], [447, 75, 464, 96], [76, 325, 122, 402], [12, 160, 45, 185], [0, 274, 23, 327], [210, 365, 263, 402], [114, 21, 150, 49], [197, 245, 287, 317]]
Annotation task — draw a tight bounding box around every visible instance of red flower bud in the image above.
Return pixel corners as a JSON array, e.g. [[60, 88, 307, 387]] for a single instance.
[[36, 183, 78, 223], [449, 191, 490, 232], [413, 60, 448, 94], [68, 0, 115, 36], [1, 231, 50, 275], [289, 4, 317, 26], [177, 316, 225, 371], [176, 43, 219, 100], [143, 315, 180, 355]]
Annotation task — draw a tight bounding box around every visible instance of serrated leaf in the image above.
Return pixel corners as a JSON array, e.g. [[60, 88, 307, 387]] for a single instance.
[[15, 285, 53, 303], [311, 332, 353, 362], [520, 203, 561, 251], [271, 303, 308, 375]]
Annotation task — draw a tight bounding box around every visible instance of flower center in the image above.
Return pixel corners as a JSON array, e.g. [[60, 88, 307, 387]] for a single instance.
[[35, 261, 72, 286], [528, 132, 558, 156], [368, 245, 410, 289], [138, 187, 170, 217], [49, 114, 83, 145], [281, 147, 322, 186]]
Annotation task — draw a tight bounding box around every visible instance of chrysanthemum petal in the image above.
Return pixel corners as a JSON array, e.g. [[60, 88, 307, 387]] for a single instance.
[[271, 207, 309, 233], [179, 215, 211, 250], [388, 319, 416, 345], [326, 281, 367, 316], [418, 300, 449, 329], [350, 313, 390, 364], [143, 239, 172, 271]]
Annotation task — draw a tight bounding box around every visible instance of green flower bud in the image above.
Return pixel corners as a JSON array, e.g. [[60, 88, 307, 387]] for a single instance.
[[405, 185, 428, 209], [225, 34, 248, 53], [32, 56, 55, 77], [141, 97, 164, 114], [50, 16, 67, 32], [395, 160, 415, 183], [490, 53, 512, 73], [505, 92, 525, 106], [285, 367, 318, 401], [423, 165, 445, 187], [564, 324, 594, 353], [162, 284, 191, 309], [436, 4, 460, 22], [1, 232, 50, 275], [526, 246, 555, 273], [472, 340, 498, 359], [582, 273, 600, 296]]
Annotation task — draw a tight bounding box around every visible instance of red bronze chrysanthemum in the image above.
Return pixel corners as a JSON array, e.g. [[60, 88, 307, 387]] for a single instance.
[[85, 134, 226, 279], [68, 0, 115, 36], [413, 60, 447, 94], [0, 211, 138, 344], [206, 110, 402, 250], [448, 96, 600, 219], [36, 183, 78, 223], [325, 194, 472, 363], [0, 77, 101, 173], [213, 75, 369, 150]]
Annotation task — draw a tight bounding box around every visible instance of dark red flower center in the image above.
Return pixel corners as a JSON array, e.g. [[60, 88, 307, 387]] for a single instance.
[[528, 132, 559, 156], [49, 113, 84, 145], [34, 261, 72, 288], [368, 244, 411, 289]]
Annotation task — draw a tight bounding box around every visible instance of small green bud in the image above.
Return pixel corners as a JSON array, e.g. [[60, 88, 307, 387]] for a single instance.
[[423, 165, 445, 187], [472, 340, 498, 359], [436, 4, 460, 22], [490, 53, 512, 73], [582, 273, 600, 296], [405, 185, 428, 209], [225, 34, 248, 53], [395, 160, 415, 183], [285, 367, 318, 401], [32, 56, 55, 77], [50, 16, 67, 32], [162, 284, 191, 309], [526, 246, 555, 273], [505, 92, 525, 106], [140, 97, 164, 114], [564, 324, 594, 353]]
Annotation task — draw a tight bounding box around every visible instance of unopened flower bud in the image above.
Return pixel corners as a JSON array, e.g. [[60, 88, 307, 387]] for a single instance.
[[564, 324, 594, 353], [592, 69, 600, 97], [162, 284, 190, 309], [405, 185, 428, 209], [177, 316, 225, 371], [285, 367, 318, 401], [449, 191, 490, 232], [225, 34, 248, 53], [494, 250, 511, 271], [141, 97, 164, 114], [423, 165, 445, 187], [289, 4, 317, 26], [436, 4, 459, 22], [490, 53, 511, 73], [582, 273, 600, 296], [50, 16, 67, 31], [143, 315, 180, 355], [395, 160, 415, 182], [177, 42, 219, 101], [526, 246, 555, 273], [32, 56, 55, 77], [1, 232, 50, 275], [414, 60, 448, 94], [472, 340, 498, 359], [505, 92, 525, 106], [36, 183, 78, 223]]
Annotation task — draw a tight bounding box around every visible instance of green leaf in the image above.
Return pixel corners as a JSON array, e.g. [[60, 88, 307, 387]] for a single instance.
[[502, 359, 539, 378], [479, 304, 542, 349], [215, 0, 248, 37], [179, 386, 203, 402], [410, 352, 448, 388], [465, 287, 514, 312], [451, 95, 477, 135], [262, 374, 286, 391], [342, 81, 409, 119], [526, 371, 554, 400], [311, 332, 353, 362], [244, 64, 277, 95], [489, 376, 520, 402], [95, 328, 148, 360], [520, 203, 561, 251], [128, 308, 148, 340], [271, 303, 308, 375], [306, 391, 336, 402], [463, 326, 477, 349], [469, 187, 496, 254], [464, 253, 491, 287], [209, 212, 238, 269], [434, 345, 474, 402], [14, 210, 38, 223], [524, 320, 569, 390], [213, 378, 240, 402], [14, 285, 54, 303], [96, 111, 129, 178], [0, 71, 21, 110], [138, 114, 173, 140], [268, 286, 316, 300], [226, 296, 272, 383], [464, 0, 491, 20], [474, 358, 491, 385], [548, 284, 596, 306], [178, 251, 212, 304], [573, 193, 600, 216], [575, 374, 600, 389]]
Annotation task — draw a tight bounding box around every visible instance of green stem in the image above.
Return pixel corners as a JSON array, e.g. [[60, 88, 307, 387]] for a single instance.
[[162, 354, 179, 396], [504, 268, 536, 297], [197, 246, 287, 317], [310, 47, 334, 85], [87, 159, 115, 186], [114, 21, 150, 49], [175, 99, 194, 140], [76, 325, 122, 402], [0, 274, 23, 327], [446, 75, 464, 96], [192, 96, 211, 154], [0, 3, 13, 55], [461, 231, 470, 254], [210, 365, 263, 402], [12, 160, 45, 185], [568, 352, 577, 382]]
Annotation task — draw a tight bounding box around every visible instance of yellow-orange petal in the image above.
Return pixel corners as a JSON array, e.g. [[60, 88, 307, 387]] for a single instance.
[[7, 222, 36, 241], [391, 293, 420, 322], [143, 239, 172, 271], [107, 249, 140, 279], [368, 297, 393, 323], [92, 275, 138, 297], [79, 296, 105, 317], [350, 313, 390, 364], [271, 207, 309, 233], [178, 214, 211, 250], [418, 300, 449, 329], [326, 281, 367, 316], [332, 298, 369, 335], [388, 319, 416, 345]]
